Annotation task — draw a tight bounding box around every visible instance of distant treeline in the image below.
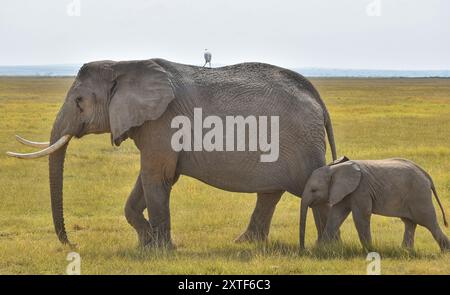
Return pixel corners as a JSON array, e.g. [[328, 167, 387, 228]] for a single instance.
[[1, 64, 449, 78]]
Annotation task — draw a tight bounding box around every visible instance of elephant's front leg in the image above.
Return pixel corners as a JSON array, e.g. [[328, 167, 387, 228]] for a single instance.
[[140, 168, 174, 248], [235, 191, 283, 243], [312, 204, 329, 241], [124, 175, 152, 247], [313, 203, 344, 242], [320, 202, 351, 244]]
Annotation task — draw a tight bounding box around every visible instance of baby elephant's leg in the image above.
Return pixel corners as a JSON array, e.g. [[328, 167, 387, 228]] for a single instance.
[[321, 202, 351, 243], [401, 218, 417, 250], [421, 218, 450, 251], [413, 202, 450, 251], [352, 205, 373, 250], [313, 204, 341, 242]]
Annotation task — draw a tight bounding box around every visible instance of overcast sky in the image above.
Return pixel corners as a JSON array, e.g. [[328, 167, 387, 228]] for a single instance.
[[0, 0, 449, 69]]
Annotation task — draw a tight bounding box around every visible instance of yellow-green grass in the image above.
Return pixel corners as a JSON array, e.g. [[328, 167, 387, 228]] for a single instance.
[[0, 77, 450, 274]]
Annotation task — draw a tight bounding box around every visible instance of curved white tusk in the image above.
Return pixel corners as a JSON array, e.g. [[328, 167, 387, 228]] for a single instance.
[[6, 135, 72, 159], [15, 135, 50, 148]]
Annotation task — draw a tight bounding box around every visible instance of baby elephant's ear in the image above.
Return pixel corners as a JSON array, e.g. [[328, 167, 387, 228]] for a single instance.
[[329, 162, 362, 206], [109, 60, 175, 146], [328, 155, 350, 166]]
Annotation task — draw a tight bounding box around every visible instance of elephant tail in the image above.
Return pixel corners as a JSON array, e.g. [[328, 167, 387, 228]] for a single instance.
[[431, 184, 448, 227], [416, 165, 448, 227], [323, 106, 337, 161], [432, 185, 448, 227]]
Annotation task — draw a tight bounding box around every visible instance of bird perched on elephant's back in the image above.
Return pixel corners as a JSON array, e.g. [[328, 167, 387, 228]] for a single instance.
[[203, 49, 212, 68], [8, 58, 337, 248]]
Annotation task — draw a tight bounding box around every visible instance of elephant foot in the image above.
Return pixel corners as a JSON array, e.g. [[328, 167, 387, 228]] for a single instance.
[[137, 229, 174, 250], [142, 240, 176, 250], [316, 230, 342, 245], [401, 242, 415, 251], [139, 232, 175, 250], [316, 234, 341, 247], [234, 230, 268, 243]]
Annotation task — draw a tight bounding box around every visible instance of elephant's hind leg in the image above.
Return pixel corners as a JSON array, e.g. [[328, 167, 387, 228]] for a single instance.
[[423, 220, 450, 251], [401, 218, 417, 250], [412, 204, 450, 251], [124, 175, 151, 247], [235, 191, 283, 243]]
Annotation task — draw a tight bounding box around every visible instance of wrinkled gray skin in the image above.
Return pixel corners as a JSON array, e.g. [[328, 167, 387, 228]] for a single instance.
[[48, 58, 337, 247], [300, 158, 450, 251]]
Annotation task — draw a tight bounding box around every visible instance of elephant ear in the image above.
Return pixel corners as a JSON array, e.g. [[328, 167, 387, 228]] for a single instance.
[[109, 60, 175, 146], [329, 162, 362, 206], [328, 155, 350, 166]]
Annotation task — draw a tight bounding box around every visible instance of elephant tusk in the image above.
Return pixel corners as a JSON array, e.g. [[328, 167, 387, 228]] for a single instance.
[[6, 135, 72, 159], [15, 135, 50, 148]]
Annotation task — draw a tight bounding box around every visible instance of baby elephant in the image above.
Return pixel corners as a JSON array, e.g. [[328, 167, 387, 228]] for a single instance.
[[299, 157, 449, 251]]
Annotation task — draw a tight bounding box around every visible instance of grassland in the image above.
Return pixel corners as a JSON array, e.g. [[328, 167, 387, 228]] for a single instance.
[[0, 77, 450, 274]]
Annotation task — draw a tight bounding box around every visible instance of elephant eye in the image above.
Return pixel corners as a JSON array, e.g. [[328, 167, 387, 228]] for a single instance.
[[75, 97, 84, 113], [311, 188, 318, 193]]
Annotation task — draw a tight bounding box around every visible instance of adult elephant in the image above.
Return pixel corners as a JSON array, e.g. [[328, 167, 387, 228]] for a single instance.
[[8, 59, 337, 247]]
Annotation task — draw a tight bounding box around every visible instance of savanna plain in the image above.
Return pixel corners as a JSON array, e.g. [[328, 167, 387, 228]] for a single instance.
[[0, 77, 449, 274]]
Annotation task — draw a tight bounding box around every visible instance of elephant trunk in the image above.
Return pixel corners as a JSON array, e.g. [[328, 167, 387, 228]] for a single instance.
[[299, 196, 311, 249], [49, 118, 70, 245]]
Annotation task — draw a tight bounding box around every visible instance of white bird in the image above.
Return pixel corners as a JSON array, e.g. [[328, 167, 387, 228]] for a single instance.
[[203, 49, 212, 68]]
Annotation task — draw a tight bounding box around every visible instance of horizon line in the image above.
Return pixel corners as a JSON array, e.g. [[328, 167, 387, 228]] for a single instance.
[[0, 63, 450, 72]]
